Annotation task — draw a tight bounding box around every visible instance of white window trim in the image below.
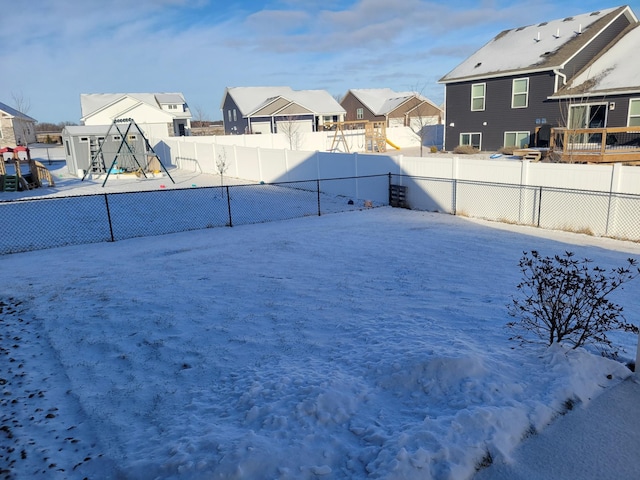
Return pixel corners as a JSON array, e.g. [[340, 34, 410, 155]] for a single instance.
[[628, 98, 640, 126], [504, 131, 530, 148], [460, 132, 482, 149], [356, 108, 364, 120], [511, 78, 529, 109], [471, 83, 486, 112]]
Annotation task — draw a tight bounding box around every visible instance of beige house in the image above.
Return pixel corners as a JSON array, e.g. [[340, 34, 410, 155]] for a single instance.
[[0, 102, 37, 147]]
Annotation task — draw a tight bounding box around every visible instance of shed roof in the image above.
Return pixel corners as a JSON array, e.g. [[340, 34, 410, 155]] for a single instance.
[[439, 6, 634, 83], [553, 22, 640, 97], [223, 87, 345, 117]]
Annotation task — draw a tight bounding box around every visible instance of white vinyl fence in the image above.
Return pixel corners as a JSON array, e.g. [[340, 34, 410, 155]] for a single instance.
[[151, 135, 640, 241]]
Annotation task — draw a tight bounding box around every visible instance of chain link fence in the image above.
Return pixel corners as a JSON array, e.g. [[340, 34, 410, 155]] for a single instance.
[[0, 175, 387, 255], [391, 174, 640, 242], [2, 173, 639, 255]]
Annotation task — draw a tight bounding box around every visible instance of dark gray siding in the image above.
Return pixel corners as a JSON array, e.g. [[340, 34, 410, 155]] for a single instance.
[[563, 14, 633, 80], [222, 95, 249, 135], [444, 71, 565, 151]]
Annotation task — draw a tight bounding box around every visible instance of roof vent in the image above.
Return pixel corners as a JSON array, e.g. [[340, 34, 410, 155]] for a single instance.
[[563, 17, 574, 22], [474, 62, 482, 68], [538, 22, 548, 26], [516, 26, 526, 31], [590, 11, 601, 16]]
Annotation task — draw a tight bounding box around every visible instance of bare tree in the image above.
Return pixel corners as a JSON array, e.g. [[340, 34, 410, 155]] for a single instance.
[[11, 91, 31, 115], [192, 104, 208, 128], [278, 116, 303, 150], [408, 84, 441, 157], [216, 146, 230, 193], [11, 91, 33, 146]]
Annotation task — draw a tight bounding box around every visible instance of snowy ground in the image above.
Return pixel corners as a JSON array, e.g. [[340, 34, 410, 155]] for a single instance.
[[2, 205, 640, 479]]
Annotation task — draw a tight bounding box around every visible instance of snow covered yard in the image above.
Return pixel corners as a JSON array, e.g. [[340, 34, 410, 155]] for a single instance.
[[1, 207, 640, 479]]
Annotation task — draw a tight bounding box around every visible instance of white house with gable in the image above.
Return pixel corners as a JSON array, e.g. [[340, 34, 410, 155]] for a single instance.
[[80, 93, 192, 139]]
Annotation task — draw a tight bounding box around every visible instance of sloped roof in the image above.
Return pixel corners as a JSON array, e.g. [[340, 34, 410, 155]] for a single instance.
[[554, 23, 640, 97], [62, 125, 112, 136], [80, 93, 188, 120], [0, 102, 36, 122], [223, 87, 345, 116], [347, 88, 440, 115], [439, 6, 634, 83]]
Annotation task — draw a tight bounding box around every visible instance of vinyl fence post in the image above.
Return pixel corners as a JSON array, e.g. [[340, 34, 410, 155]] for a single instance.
[[104, 193, 115, 242], [317, 179, 321, 216], [226, 186, 233, 227]]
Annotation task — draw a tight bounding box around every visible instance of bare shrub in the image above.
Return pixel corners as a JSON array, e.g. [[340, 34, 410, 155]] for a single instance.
[[453, 145, 478, 154], [507, 250, 639, 356], [498, 146, 515, 155]]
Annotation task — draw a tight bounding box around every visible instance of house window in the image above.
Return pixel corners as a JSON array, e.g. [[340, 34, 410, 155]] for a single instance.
[[512, 78, 529, 108], [628, 99, 640, 126], [460, 132, 481, 149], [65, 140, 70, 156], [504, 131, 530, 148], [471, 83, 485, 111], [113, 135, 121, 141], [228, 110, 232, 122], [80, 137, 88, 142], [356, 108, 364, 120], [233, 109, 237, 122], [128, 135, 137, 142]]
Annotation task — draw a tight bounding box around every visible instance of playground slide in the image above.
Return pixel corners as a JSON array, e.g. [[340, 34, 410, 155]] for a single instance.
[[386, 138, 401, 150]]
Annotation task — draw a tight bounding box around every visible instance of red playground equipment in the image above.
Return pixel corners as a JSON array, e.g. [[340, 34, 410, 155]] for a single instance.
[[0, 146, 56, 192]]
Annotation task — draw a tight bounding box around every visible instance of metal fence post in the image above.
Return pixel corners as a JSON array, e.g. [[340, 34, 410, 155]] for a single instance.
[[537, 186, 543, 228], [226, 186, 233, 227], [317, 179, 321, 216], [104, 193, 115, 242], [452, 179, 457, 215], [388, 172, 392, 205]]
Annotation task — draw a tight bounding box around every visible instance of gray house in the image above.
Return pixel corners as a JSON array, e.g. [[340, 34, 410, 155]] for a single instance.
[[220, 87, 345, 135], [438, 6, 638, 151]]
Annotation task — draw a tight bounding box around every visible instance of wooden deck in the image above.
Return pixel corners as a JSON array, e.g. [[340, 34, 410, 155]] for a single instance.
[[550, 126, 640, 164]]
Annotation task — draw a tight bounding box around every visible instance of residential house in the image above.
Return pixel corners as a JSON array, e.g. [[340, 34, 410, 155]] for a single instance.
[[0, 102, 37, 147], [552, 22, 640, 130], [438, 6, 637, 151], [80, 93, 192, 139], [220, 87, 345, 135], [340, 88, 442, 130]]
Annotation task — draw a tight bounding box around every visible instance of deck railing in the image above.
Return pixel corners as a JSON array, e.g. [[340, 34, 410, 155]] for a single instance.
[[550, 126, 640, 163]]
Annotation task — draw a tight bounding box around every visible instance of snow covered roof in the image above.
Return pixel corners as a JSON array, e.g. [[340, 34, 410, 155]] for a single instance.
[[62, 125, 112, 136], [0, 102, 36, 122], [439, 6, 634, 83], [223, 87, 345, 116], [80, 93, 188, 120], [347, 88, 441, 116], [554, 23, 640, 97]]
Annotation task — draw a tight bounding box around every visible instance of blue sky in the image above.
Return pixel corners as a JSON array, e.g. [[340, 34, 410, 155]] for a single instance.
[[1, 0, 638, 123]]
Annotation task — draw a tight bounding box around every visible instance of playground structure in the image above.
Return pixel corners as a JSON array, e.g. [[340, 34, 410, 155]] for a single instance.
[[325, 120, 390, 153], [82, 118, 174, 187], [0, 146, 56, 192]]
